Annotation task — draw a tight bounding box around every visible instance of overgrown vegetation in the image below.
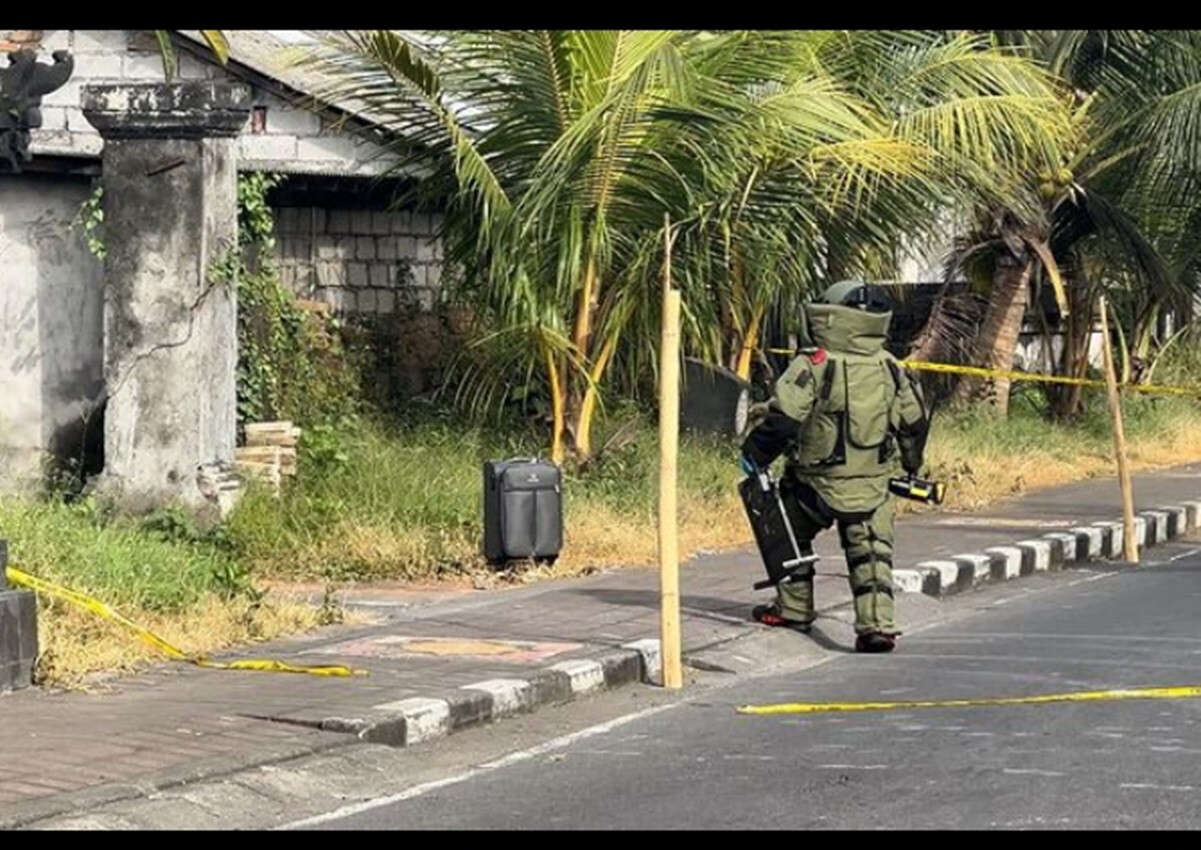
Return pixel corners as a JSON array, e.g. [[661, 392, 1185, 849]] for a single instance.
[[17, 173, 370, 688], [924, 390, 1201, 510], [0, 493, 329, 686], [308, 30, 1072, 464], [234, 172, 362, 430], [227, 406, 742, 584]]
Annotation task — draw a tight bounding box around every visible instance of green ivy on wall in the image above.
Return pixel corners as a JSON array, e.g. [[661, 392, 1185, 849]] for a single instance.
[[72, 172, 362, 432], [233, 172, 361, 431], [72, 183, 106, 261]]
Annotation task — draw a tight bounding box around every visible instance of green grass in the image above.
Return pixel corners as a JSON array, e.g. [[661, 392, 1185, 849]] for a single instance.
[[0, 497, 244, 613], [0, 496, 331, 688], [225, 405, 743, 582]]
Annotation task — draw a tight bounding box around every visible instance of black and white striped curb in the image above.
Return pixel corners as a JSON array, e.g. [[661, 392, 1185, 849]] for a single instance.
[[894, 501, 1201, 597], [289, 502, 1200, 749], [314, 639, 662, 748]]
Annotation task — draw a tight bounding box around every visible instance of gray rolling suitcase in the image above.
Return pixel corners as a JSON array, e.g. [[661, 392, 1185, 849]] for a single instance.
[[483, 458, 563, 565]]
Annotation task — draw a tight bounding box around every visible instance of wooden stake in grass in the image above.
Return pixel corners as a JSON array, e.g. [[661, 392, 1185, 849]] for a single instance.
[[659, 214, 683, 690], [1099, 296, 1139, 563]]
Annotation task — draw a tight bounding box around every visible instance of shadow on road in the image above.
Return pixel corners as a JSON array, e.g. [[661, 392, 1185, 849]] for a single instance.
[[574, 588, 858, 654]]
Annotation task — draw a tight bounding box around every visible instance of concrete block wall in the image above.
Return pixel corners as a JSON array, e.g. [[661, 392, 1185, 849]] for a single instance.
[[272, 206, 445, 315], [11, 30, 396, 177]]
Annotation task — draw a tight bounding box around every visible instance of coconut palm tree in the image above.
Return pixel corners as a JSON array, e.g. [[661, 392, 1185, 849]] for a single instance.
[[308, 30, 1069, 463], [940, 30, 1201, 418]]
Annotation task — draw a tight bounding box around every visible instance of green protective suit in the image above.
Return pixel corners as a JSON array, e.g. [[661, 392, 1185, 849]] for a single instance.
[[741, 287, 929, 635]]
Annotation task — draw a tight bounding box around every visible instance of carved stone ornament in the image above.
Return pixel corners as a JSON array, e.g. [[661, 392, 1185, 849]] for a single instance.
[[0, 48, 74, 172]]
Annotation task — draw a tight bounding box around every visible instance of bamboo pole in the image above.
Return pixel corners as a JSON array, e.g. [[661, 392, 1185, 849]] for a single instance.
[[659, 214, 683, 689], [1099, 296, 1139, 563]]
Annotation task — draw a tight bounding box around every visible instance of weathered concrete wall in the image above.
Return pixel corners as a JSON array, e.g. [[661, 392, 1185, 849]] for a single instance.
[[84, 82, 249, 515], [273, 206, 445, 313], [0, 173, 104, 492]]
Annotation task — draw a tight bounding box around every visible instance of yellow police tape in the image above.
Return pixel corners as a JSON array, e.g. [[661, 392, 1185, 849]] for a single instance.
[[4, 564, 365, 678], [764, 350, 1201, 399], [737, 684, 1201, 716]]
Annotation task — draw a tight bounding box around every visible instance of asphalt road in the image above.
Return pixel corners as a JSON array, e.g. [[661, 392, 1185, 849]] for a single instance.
[[305, 541, 1201, 830]]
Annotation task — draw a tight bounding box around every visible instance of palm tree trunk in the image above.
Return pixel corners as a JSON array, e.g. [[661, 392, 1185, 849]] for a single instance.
[[564, 257, 601, 462], [1132, 298, 1161, 370], [545, 348, 566, 466], [1049, 285, 1094, 421], [908, 283, 952, 362], [725, 251, 747, 372], [572, 332, 618, 460], [735, 304, 764, 380], [572, 259, 599, 355], [951, 255, 1033, 415]]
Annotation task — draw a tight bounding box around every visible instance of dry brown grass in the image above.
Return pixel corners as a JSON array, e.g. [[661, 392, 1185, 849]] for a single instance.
[[35, 595, 370, 690], [914, 402, 1201, 513]]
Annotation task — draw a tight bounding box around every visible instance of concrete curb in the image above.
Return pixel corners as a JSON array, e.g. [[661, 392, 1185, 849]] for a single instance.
[[895, 500, 1201, 598], [318, 639, 664, 750], [0, 639, 665, 829]]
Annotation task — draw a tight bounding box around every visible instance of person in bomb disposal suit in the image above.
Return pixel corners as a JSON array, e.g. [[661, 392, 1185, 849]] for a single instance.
[[740, 281, 930, 653]]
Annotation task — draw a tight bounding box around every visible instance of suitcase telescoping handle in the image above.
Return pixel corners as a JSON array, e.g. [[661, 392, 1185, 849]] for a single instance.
[[744, 458, 819, 590], [752, 552, 820, 591]]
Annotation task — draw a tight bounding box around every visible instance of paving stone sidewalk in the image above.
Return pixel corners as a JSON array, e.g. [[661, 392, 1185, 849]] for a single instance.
[[3, 464, 1200, 826]]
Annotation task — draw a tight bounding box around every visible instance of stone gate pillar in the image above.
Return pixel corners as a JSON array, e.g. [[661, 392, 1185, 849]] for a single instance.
[[82, 83, 250, 515]]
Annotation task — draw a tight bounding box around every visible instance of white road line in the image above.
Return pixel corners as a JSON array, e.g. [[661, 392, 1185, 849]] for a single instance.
[[816, 764, 890, 770], [1121, 782, 1200, 792], [1003, 768, 1065, 777], [1064, 573, 1118, 588], [894, 653, 1201, 670], [912, 632, 1201, 644], [571, 749, 645, 757], [275, 702, 682, 829]]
